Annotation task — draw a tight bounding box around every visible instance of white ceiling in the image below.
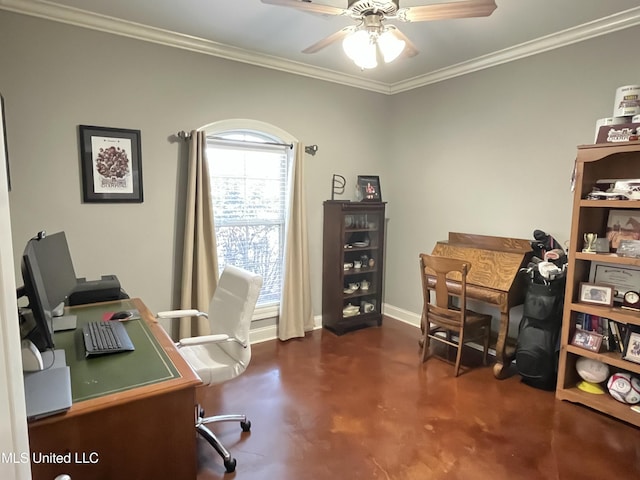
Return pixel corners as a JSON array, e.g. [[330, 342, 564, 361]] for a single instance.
[[3, 0, 640, 94]]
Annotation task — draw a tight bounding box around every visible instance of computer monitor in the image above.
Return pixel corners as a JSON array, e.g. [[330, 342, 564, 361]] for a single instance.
[[29, 231, 78, 310], [18, 233, 55, 352]]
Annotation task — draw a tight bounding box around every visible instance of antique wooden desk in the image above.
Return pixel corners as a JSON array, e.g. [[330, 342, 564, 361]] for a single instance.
[[429, 232, 532, 378], [27, 298, 201, 480]]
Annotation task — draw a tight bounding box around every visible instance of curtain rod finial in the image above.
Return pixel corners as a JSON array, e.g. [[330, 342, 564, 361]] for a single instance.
[[177, 130, 191, 141], [305, 145, 318, 156]]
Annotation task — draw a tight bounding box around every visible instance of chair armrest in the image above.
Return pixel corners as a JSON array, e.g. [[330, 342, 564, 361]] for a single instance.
[[156, 309, 207, 319], [177, 334, 248, 349], [178, 334, 229, 347]]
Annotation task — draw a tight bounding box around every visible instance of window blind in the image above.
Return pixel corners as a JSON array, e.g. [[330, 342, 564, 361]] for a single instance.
[[207, 132, 290, 306]]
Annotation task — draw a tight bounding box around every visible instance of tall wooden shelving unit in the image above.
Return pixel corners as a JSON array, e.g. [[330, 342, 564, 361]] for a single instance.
[[556, 141, 640, 427], [322, 201, 386, 335]]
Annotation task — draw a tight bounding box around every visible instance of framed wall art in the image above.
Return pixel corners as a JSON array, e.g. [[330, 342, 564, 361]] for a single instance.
[[79, 125, 143, 203], [1, 94, 9, 191], [357, 175, 382, 202]]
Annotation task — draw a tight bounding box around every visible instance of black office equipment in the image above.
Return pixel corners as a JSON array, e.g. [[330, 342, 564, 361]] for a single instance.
[[69, 275, 127, 306], [82, 320, 135, 357], [29, 231, 78, 309], [18, 234, 56, 352], [18, 230, 129, 312]]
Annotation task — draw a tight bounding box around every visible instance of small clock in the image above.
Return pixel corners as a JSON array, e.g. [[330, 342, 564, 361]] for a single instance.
[[622, 290, 640, 311]]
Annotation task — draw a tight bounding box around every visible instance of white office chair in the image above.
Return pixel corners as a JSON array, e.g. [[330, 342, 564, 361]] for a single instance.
[[157, 265, 262, 473]]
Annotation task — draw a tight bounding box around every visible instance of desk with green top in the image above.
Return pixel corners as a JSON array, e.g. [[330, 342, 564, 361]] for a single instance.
[[27, 298, 201, 480]]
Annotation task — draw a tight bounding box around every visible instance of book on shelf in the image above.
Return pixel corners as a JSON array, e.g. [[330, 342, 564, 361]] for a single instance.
[[578, 314, 604, 335], [601, 318, 611, 351], [608, 320, 625, 353], [574, 314, 634, 354]]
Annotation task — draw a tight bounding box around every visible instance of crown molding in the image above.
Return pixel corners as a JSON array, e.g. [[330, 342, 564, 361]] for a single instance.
[[1, 0, 639, 95], [0, 0, 392, 94], [390, 7, 640, 94]]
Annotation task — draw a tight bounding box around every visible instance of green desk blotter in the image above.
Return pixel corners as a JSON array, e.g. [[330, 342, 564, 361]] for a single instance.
[[55, 301, 180, 402]]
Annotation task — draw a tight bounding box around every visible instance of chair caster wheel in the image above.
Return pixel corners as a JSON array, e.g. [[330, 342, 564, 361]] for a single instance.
[[224, 457, 237, 473], [240, 420, 251, 432]]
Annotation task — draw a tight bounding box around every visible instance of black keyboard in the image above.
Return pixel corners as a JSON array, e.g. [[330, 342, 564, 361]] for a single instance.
[[82, 320, 135, 357]]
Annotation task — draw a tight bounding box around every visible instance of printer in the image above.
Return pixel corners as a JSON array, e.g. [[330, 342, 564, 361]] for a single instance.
[[68, 275, 129, 306]]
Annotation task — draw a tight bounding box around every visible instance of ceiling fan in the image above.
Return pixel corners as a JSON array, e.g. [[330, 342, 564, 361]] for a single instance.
[[261, 0, 497, 69]]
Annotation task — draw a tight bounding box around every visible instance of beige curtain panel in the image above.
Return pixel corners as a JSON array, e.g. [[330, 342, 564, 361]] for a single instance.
[[279, 142, 314, 341], [179, 130, 219, 339]]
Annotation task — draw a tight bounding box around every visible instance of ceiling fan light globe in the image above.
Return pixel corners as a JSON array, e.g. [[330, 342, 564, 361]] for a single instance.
[[342, 30, 369, 60], [343, 30, 377, 69], [355, 52, 377, 69], [378, 30, 405, 63]]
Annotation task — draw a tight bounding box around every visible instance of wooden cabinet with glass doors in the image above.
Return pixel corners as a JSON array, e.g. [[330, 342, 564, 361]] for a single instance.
[[556, 141, 640, 427], [322, 201, 386, 335]]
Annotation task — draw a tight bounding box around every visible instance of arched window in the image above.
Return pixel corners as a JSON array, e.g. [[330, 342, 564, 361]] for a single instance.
[[205, 123, 293, 312]]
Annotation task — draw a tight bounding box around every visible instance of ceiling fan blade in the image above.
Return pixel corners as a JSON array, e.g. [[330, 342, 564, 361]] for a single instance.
[[261, 0, 348, 16], [302, 26, 356, 54], [387, 27, 419, 58], [398, 0, 497, 22]]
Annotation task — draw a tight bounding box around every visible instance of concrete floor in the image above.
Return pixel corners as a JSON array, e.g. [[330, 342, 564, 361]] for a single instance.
[[196, 318, 639, 480]]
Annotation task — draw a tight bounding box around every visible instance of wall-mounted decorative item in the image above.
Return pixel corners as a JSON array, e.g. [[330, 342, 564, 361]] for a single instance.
[[79, 125, 143, 203], [1, 93, 9, 191], [357, 175, 381, 202], [331, 174, 345, 200]]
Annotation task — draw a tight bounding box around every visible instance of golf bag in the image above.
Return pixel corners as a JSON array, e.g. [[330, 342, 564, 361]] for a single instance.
[[515, 229, 567, 390], [515, 278, 565, 390]]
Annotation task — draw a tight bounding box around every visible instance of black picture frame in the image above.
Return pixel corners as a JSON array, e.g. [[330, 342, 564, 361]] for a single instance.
[[357, 175, 382, 202], [622, 325, 640, 364], [79, 125, 143, 203], [1, 93, 9, 191]]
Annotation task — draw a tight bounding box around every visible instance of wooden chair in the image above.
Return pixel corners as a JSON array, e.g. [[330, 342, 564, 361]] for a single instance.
[[419, 253, 492, 376]]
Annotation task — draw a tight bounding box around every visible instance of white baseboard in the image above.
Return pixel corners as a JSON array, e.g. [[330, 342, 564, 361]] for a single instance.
[[249, 305, 497, 357], [382, 303, 421, 328], [248, 305, 423, 344], [382, 303, 498, 356], [249, 314, 322, 344]]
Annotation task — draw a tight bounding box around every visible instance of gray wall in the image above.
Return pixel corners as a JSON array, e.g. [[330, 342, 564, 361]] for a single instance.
[[383, 25, 640, 319], [1, 10, 638, 331], [0, 11, 391, 322]]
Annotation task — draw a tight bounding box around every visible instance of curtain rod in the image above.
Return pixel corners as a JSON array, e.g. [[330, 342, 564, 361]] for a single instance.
[[176, 130, 319, 155], [208, 135, 293, 150]]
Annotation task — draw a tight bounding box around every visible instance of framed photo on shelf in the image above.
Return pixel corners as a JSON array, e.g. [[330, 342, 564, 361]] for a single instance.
[[357, 175, 382, 202], [571, 328, 603, 353], [578, 282, 615, 306], [606, 209, 640, 250], [589, 262, 640, 302], [622, 326, 640, 364], [79, 125, 143, 203]]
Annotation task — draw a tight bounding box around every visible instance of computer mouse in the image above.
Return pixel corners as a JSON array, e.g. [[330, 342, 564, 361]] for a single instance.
[[110, 311, 133, 320]]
